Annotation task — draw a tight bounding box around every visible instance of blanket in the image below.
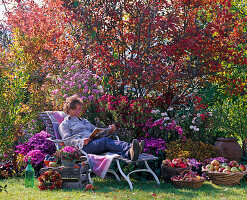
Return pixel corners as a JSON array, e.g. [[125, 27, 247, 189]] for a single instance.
[[88, 153, 120, 179]]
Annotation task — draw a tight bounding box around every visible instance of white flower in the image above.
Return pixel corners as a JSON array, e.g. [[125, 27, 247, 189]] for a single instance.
[[161, 112, 168, 116], [209, 112, 212, 116], [182, 115, 186, 119], [167, 107, 173, 111], [185, 107, 190, 111], [151, 109, 160, 114], [197, 113, 201, 117], [190, 125, 199, 131], [192, 117, 196, 124], [164, 117, 170, 121], [190, 125, 195, 129]]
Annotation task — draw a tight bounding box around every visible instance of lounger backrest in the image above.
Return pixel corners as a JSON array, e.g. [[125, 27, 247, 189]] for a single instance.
[[39, 111, 67, 139]]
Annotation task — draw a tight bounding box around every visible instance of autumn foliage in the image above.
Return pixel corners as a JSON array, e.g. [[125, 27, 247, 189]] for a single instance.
[[0, 0, 246, 153], [1, 0, 244, 99]]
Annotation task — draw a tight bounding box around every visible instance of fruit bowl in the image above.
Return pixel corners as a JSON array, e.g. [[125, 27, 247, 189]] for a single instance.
[[161, 158, 190, 182], [44, 155, 57, 167], [44, 160, 52, 167], [171, 170, 206, 189], [202, 160, 247, 186], [172, 177, 206, 189], [202, 168, 247, 186]]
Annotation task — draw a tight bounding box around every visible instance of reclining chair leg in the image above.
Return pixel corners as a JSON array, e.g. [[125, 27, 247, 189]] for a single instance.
[[116, 160, 133, 190], [107, 169, 121, 181], [88, 170, 93, 184]]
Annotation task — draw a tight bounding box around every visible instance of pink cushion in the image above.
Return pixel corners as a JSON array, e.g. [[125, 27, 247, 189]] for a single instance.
[[52, 111, 66, 124], [46, 111, 67, 140]]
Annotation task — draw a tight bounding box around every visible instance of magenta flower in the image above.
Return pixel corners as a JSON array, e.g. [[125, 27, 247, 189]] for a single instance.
[[62, 146, 76, 153]]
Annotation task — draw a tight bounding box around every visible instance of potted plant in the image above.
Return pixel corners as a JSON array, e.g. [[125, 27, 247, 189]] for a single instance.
[[54, 146, 80, 167]]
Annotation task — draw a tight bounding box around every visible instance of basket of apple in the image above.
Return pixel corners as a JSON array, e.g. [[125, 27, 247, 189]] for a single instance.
[[202, 160, 247, 186], [171, 170, 206, 189], [44, 155, 58, 167], [161, 158, 190, 182]]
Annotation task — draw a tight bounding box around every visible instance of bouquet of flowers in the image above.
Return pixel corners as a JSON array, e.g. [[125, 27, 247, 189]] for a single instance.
[[54, 146, 80, 162]]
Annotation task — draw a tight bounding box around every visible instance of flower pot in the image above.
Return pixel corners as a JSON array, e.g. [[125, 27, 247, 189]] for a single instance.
[[61, 160, 75, 167], [214, 137, 243, 162]]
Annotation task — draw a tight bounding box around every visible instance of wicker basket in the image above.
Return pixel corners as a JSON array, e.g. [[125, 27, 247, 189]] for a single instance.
[[202, 168, 247, 186], [161, 165, 190, 182], [172, 178, 205, 189]]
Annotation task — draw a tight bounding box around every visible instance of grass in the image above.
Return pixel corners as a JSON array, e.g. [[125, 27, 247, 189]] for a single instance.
[[0, 176, 247, 200]]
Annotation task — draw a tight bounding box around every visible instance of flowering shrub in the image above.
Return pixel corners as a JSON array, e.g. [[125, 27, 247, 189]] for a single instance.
[[90, 94, 154, 139], [54, 146, 80, 161], [15, 131, 56, 167], [15, 131, 56, 156], [145, 92, 215, 144], [169, 94, 213, 143], [25, 150, 46, 165], [49, 58, 101, 111], [138, 137, 166, 155]]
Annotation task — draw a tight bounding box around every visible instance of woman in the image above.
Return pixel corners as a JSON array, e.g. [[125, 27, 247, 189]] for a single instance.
[[58, 95, 143, 161]]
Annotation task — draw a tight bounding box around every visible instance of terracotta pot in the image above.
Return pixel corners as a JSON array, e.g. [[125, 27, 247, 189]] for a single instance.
[[214, 137, 243, 162]]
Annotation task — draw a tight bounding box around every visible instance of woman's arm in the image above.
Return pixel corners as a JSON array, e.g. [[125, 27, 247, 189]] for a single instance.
[[58, 122, 83, 147], [58, 122, 71, 140]]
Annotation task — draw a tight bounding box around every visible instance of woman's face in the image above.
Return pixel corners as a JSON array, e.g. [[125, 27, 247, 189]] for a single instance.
[[68, 104, 82, 117]]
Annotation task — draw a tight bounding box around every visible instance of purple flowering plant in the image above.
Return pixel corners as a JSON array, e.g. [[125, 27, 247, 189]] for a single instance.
[[49, 57, 101, 110], [138, 137, 166, 155], [205, 156, 227, 164], [54, 146, 80, 161], [187, 158, 205, 170], [25, 150, 46, 165], [15, 130, 56, 165]]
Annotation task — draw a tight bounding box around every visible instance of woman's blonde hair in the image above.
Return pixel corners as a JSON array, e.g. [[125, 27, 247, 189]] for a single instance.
[[63, 95, 83, 114]]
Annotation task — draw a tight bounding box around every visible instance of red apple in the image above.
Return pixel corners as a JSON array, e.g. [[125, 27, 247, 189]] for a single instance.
[[206, 164, 214, 171], [49, 162, 57, 167], [229, 160, 239, 168], [218, 167, 225, 172], [238, 164, 246, 172], [223, 169, 231, 173], [162, 159, 172, 167], [214, 165, 220, 171], [230, 167, 239, 172], [85, 184, 94, 190], [211, 160, 220, 166]]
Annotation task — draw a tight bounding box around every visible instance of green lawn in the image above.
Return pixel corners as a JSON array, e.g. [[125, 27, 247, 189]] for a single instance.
[[1, 177, 247, 200]]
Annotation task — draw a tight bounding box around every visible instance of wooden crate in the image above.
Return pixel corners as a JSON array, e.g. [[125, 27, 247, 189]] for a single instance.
[[40, 165, 88, 189]]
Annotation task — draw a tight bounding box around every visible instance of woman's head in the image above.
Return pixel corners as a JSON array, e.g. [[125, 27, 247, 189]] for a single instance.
[[63, 95, 83, 116]]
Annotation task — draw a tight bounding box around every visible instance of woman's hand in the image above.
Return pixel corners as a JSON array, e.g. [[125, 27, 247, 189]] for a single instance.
[[83, 138, 91, 146], [108, 124, 116, 132]]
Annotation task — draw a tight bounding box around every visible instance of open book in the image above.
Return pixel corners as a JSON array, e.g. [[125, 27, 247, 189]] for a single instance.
[[89, 128, 110, 139]]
